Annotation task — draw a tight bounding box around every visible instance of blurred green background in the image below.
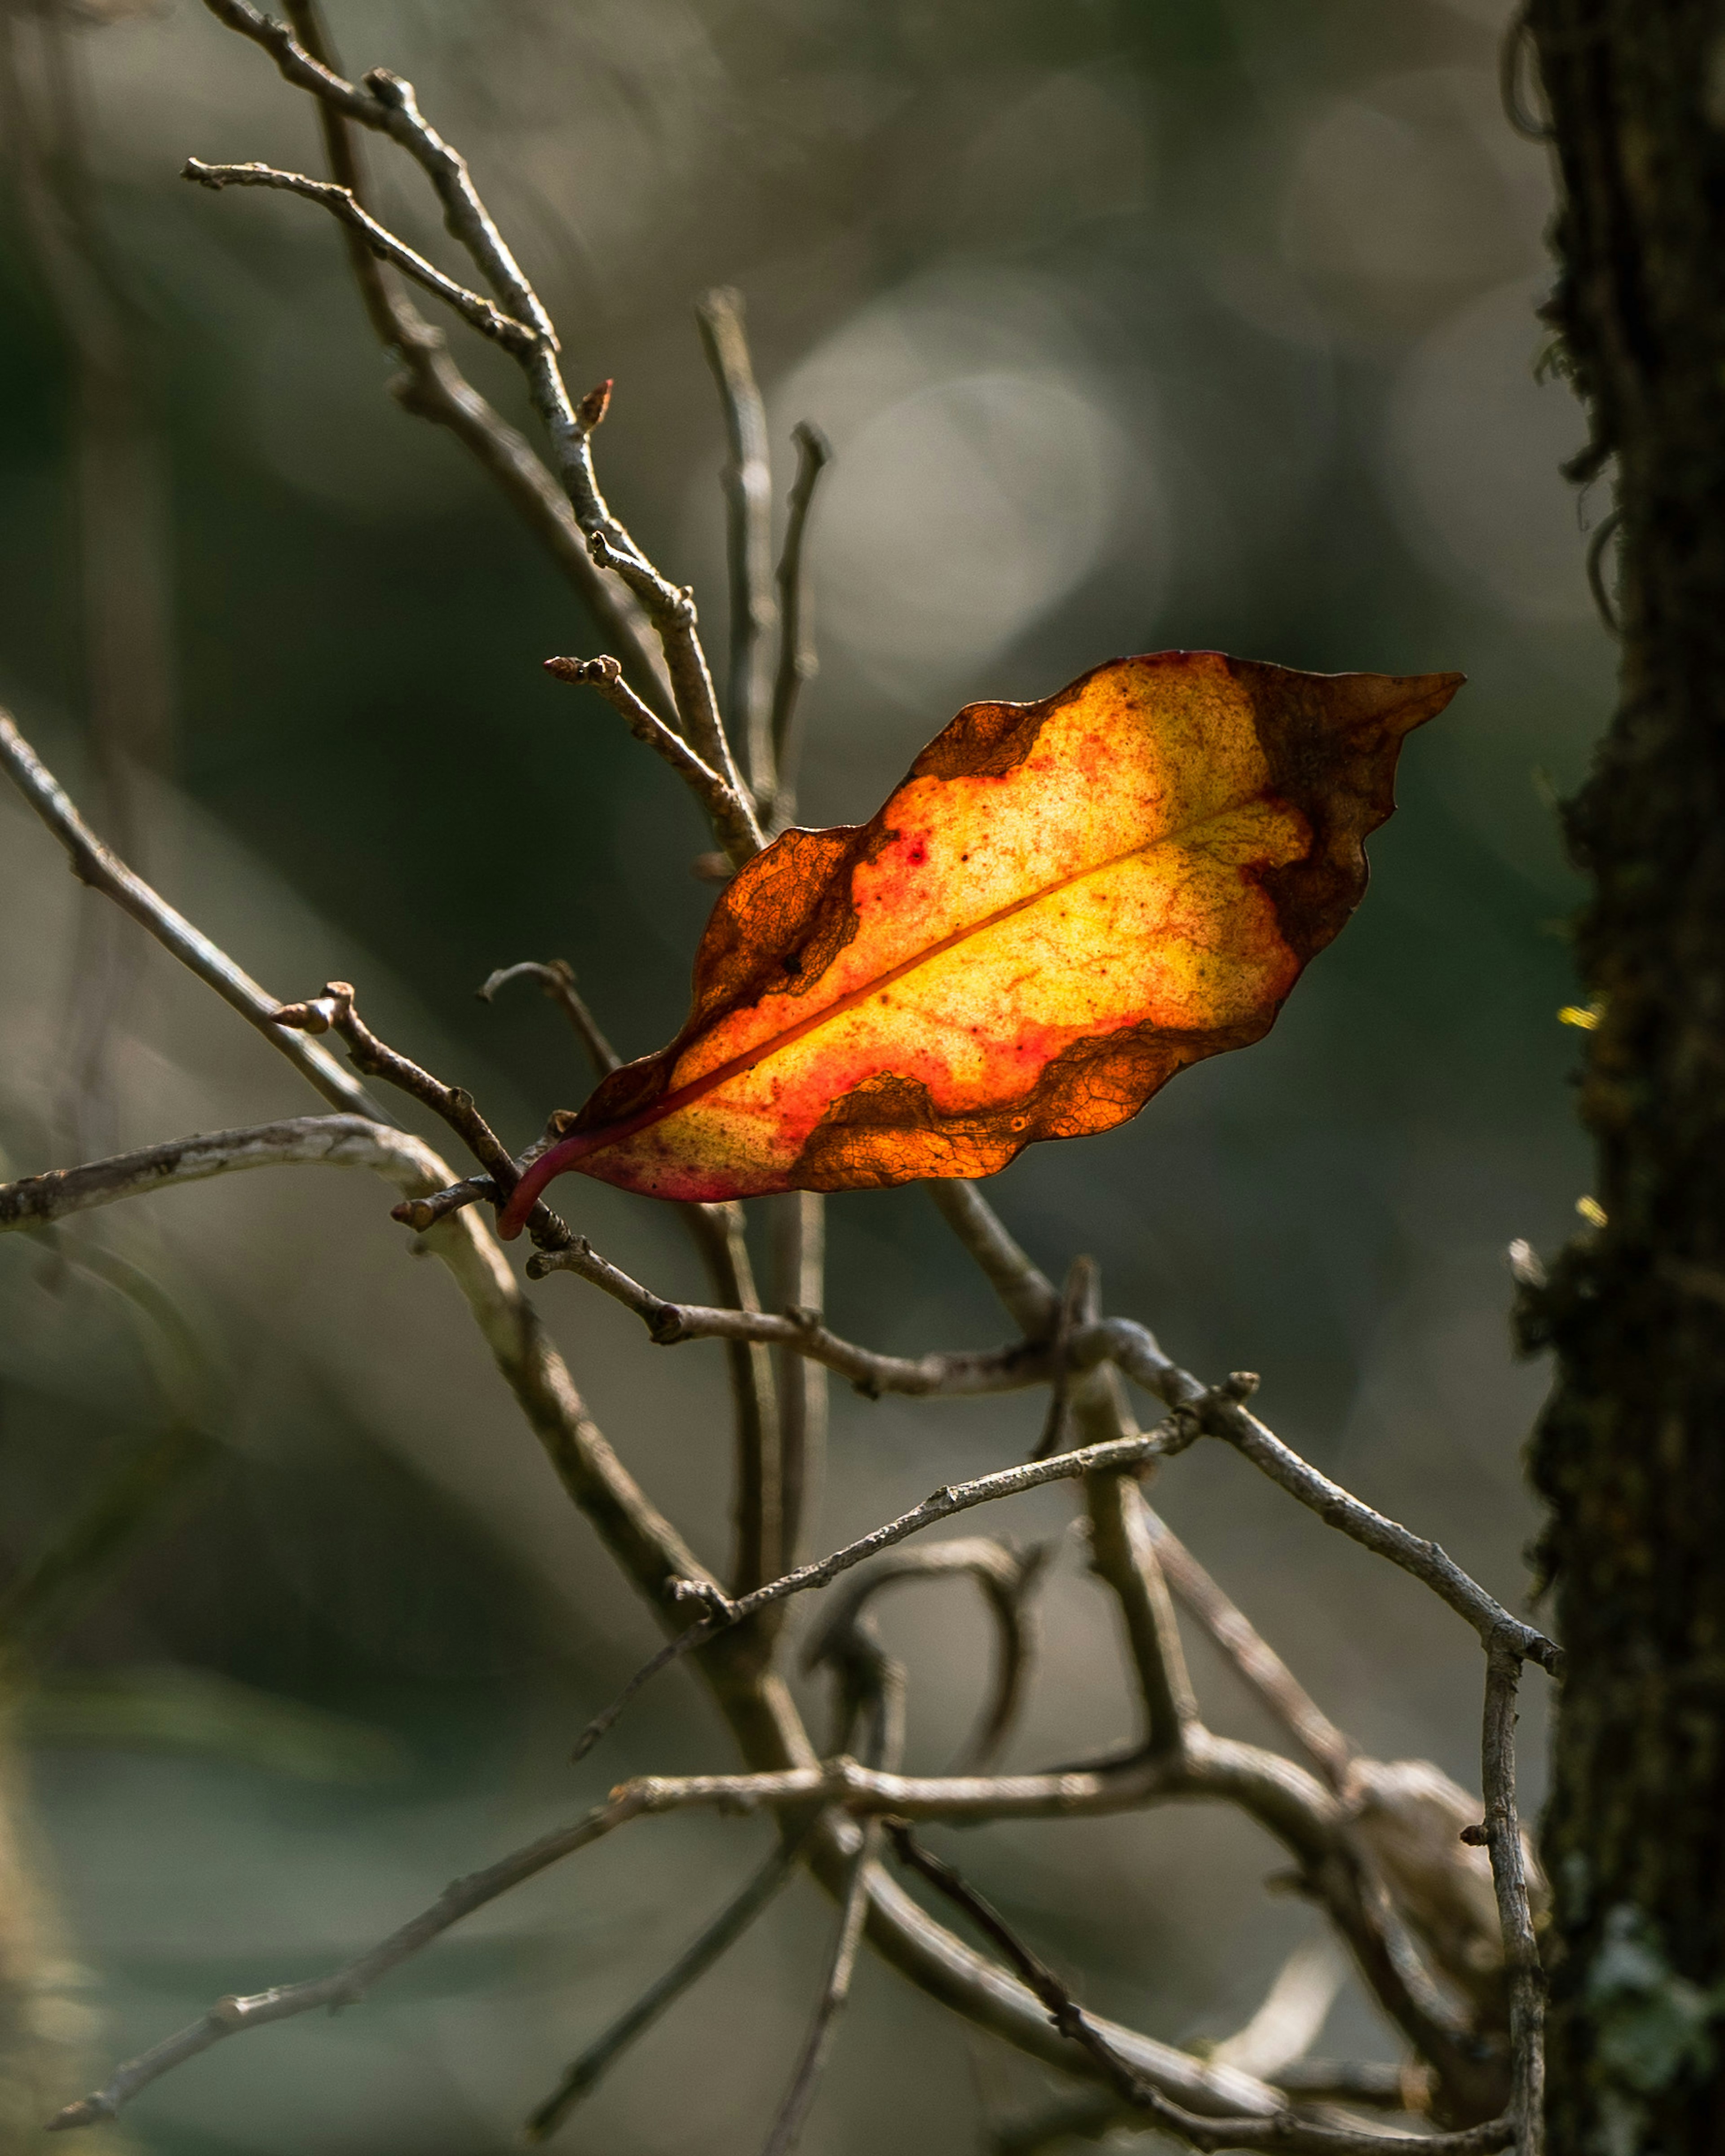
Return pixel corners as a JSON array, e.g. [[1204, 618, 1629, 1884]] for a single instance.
[[0, 0, 1605, 2148]]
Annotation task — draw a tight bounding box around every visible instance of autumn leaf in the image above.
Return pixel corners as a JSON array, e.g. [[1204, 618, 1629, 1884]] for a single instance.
[[499, 651, 1460, 1231]]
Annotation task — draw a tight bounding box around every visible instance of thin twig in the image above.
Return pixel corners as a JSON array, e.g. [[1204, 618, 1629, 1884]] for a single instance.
[[271, 980, 572, 1249], [1082, 1465, 1197, 1757], [759, 1821, 878, 2156], [48, 1785, 650, 2129], [564, 1420, 1184, 1763], [767, 422, 831, 826], [1139, 1506, 1356, 1794], [772, 1191, 827, 1565], [679, 1199, 783, 1596], [544, 654, 761, 864], [48, 1738, 1330, 2133], [885, 1826, 1511, 2156], [0, 1115, 712, 1619], [522, 1829, 812, 2143], [926, 1179, 1062, 1336], [1031, 1254, 1092, 1460], [696, 287, 776, 802], [0, 710, 389, 1122], [526, 1237, 1053, 1393], [1480, 1639, 1544, 2156], [477, 959, 619, 1074], [180, 160, 542, 350]]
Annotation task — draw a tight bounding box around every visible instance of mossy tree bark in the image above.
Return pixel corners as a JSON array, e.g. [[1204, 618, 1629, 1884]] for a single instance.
[[1522, 6, 1725, 2152]]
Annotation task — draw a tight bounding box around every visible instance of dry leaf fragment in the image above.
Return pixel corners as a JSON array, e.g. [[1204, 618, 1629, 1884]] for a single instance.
[[500, 650, 1461, 1228]]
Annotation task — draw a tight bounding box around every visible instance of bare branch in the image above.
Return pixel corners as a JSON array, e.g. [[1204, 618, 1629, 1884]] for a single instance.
[[929, 1178, 1559, 1674], [584, 531, 755, 827], [0, 710, 388, 1121], [389, 1173, 496, 1235], [180, 159, 542, 349], [1172, 1378, 1561, 1679], [196, 0, 743, 790], [522, 1829, 811, 2143], [1139, 1506, 1356, 1794], [768, 422, 832, 826], [544, 654, 761, 864], [1480, 1641, 1544, 2156], [565, 1421, 1182, 1763], [526, 1237, 1052, 1394], [531, 1192, 1558, 1685], [678, 1199, 783, 1595], [477, 960, 619, 1075], [696, 287, 776, 800], [759, 1821, 877, 2156]]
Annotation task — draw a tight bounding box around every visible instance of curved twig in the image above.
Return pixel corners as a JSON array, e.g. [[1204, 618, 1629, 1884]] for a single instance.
[[803, 1539, 1052, 1773], [476, 959, 619, 1074]]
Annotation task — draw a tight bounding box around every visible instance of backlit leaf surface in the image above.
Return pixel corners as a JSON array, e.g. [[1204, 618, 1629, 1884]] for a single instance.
[[500, 652, 1460, 1228]]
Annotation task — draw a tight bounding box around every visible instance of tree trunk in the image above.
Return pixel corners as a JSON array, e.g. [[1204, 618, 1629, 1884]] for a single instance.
[[1521, 7, 1725, 2152]]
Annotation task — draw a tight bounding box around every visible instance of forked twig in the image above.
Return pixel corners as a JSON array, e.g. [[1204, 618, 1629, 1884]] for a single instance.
[[274, 0, 671, 714]]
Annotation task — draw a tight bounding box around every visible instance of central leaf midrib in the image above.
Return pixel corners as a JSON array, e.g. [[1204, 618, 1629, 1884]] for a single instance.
[[568, 791, 1269, 1164]]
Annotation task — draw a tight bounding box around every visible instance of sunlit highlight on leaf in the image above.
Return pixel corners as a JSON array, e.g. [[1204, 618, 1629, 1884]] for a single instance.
[[500, 651, 1461, 1230]]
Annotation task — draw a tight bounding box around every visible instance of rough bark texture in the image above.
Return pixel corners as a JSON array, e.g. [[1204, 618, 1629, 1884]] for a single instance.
[[1521, 7, 1725, 2152]]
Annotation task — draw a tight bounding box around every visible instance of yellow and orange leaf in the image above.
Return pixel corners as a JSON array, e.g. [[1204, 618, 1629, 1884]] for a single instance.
[[500, 651, 1460, 1229]]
